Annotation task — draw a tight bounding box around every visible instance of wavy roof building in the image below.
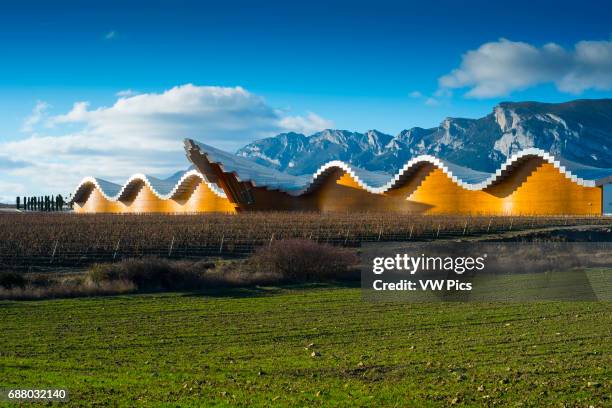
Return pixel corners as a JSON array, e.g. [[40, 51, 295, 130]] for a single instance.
[[72, 138, 612, 215]]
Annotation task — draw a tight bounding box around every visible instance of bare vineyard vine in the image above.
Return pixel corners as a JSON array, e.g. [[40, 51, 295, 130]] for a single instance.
[[0, 212, 609, 268]]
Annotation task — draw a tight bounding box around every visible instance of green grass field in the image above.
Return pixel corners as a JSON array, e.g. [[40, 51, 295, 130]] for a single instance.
[[1, 285, 610, 407]]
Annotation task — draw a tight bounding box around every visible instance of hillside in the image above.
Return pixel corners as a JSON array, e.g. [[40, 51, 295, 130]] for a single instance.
[[237, 99, 612, 173]]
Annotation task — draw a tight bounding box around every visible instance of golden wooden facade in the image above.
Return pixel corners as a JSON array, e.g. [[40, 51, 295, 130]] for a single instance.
[[396, 161, 602, 215], [74, 180, 236, 214], [74, 157, 603, 215]]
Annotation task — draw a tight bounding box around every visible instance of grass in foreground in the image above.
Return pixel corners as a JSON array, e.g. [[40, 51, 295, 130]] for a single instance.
[[0, 286, 610, 407]]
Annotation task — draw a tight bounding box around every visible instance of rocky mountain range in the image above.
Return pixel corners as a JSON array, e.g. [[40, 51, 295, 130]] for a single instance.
[[236, 99, 612, 174]]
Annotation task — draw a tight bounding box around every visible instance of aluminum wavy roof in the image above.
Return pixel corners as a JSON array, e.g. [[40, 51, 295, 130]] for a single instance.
[[71, 168, 227, 203], [73, 139, 612, 203], [188, 140, 612, 195]]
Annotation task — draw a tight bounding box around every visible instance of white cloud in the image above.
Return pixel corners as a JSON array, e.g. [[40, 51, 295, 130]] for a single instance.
[[408, 90, 423, 98], [105, 30, 117, 40], [439, 38, 612, 98], [433, 88, 452, 98], [424, 97, 439, 106], [278, 112, 334, 135], [116, 89, 137, 97], [0, 84, 333, 201], [46, 84, 332, 149], [20, 100, 50, 132], [0, 180, 27, 203], [408, 90, 444, 107]]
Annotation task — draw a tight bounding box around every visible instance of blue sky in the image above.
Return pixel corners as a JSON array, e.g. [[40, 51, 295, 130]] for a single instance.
[[0, 0, 611, 200]]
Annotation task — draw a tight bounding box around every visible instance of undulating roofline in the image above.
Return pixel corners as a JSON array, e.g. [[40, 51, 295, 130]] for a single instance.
[[71, 169, 227, 203], [72, 139, 612, 204], [186, 139, 612, 196]]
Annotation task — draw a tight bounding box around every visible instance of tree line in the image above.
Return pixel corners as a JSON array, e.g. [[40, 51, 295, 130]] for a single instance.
[[16, 195, 71, 211]]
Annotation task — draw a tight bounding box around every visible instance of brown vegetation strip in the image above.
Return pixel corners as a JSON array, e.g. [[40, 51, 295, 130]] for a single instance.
[[0, 212, 609, 267]]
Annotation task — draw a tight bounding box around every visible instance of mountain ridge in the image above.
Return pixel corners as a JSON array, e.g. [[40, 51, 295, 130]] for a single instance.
[[236, 99, 612, 174]]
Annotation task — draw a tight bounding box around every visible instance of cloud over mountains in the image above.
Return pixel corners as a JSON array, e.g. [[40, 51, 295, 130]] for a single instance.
[[0, 84, 333, 201], [439, 39, 612, 98]]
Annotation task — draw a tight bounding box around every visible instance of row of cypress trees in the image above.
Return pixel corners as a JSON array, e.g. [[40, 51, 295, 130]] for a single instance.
[[16, 195, 68, 211]]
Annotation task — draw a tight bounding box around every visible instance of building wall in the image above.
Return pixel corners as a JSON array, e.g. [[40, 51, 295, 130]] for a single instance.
[[74, 180, 236, 214], [275, 159, 600, 215], [400, 161, 601, 215], [228, 160, 601, 215], [75, 158, 602, 215]]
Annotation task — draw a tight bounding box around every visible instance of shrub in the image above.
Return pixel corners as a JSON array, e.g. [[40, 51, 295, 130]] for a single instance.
[[86, 257, 213, 291], [249, 239, 359, 282], [0, 271, 27, 289], [85, 240, 359, 293], [0, 279, 136, 300], [0, 241, 359, 300]]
